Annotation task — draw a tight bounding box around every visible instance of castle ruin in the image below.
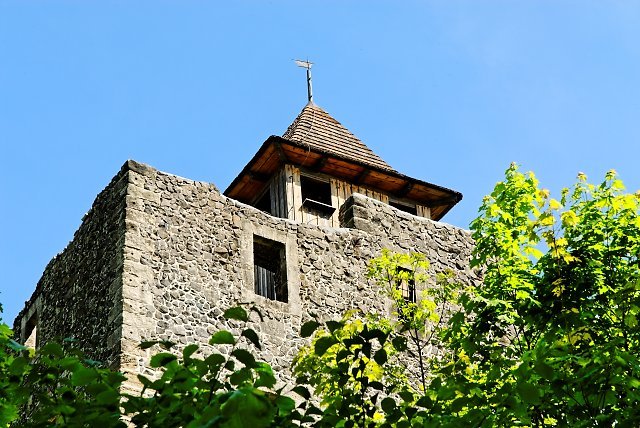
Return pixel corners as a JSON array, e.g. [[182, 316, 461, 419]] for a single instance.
[[14, 101, 477, 389]]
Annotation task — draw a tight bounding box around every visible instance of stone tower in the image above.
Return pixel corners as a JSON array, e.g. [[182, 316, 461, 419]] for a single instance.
[[14, 102, 476, 389]]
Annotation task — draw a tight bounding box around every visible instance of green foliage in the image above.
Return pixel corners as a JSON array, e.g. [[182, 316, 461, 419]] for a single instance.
[[2, 165, 639, 427], [293, 311, 407, 427], [0, 320, 125, 427], [367, 250, 461, 392], [292, 251, 464, 427], [0, 305, 295, 427], [295, 165, 640, 427], [0, 310, 24, 426], [433, 164, 640, 426]]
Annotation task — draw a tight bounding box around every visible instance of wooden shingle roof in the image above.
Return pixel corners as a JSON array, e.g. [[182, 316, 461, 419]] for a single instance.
[[282, 103, 395, 172], [225, 103, 463, 221]]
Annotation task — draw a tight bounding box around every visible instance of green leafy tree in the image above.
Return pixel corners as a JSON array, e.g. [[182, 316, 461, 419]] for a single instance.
[[0, 305, 294, 428], [293, 252, 462, 427], [367, 250, 460, 393], [0, 305, 125, 427], [0, 306, 25, 426], [427, 165, 640, 426], [17, 341, 126, 427], [293, 311, 407, 427]]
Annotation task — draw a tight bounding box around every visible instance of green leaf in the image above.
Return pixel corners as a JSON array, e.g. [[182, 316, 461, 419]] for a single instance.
[[416, 395, 433, 409], [8, 357, 28, 375], [7, 339, 27, 352], [205, 353, 226, 367], [149, 352, 177, 368], [534, 361, 554, 380], [230, 367, 252, 386], [381, 397, 396, 413], [292, 385, 311, 400], [182, 344, 199, 360], [276, 395, 296, 416], [335, 349, 350, 362], [232, 349, 257, 368], [220, 388, 274, 428], [241, 328, 261, 350], [373, 348, 387, 365], [325, 320, 343, 333], [72, 367, 97, 386], [628, 378, 640, 388], [224, 306, 248, 322], [370, 381, 385, 391], [95, 389, 120, 405], [139, 339, 175, 350], [392, 336, 407, 352], [300, 321, 320, 338], [314, 336, 337, 356], [398, 390, 414, 403], [140, 340, 159, 350], [254, 363, 276, 388], [209, 330, 235, 345], [517, 382, 541, 404], [40, 342, 64, 357]]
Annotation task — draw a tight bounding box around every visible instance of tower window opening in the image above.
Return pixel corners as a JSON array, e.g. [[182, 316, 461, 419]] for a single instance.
[[395, 267, 417, 304], [301, 176, 332, 206], [389, 200, 418, 216], [255, 189, 272, 215], [253, 236, 288, 303]]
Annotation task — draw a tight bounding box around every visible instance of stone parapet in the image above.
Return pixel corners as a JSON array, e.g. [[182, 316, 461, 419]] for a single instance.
[[15, 159, 478, 390]]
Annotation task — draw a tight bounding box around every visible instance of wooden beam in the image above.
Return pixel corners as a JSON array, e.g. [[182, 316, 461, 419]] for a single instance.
[[354, 168, 371, 184], [396, 181, 414, 197], [311, 156, 328, 172], [274, 142, 288, 162], [248, 171, 271, 182], [425, 195, 461, 208]]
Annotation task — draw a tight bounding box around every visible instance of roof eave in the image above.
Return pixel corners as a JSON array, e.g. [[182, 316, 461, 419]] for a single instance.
[[224, 136, 463, 221]]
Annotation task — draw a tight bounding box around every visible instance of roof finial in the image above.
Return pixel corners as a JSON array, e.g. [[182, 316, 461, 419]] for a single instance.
[[295, 59, 314, 104]]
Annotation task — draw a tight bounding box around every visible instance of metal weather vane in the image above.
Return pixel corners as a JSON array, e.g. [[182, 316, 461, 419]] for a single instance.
[[295, 59, 314, 104]]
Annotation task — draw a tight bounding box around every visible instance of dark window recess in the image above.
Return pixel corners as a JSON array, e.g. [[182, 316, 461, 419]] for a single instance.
[[389, 201, 418, 216], [253, 236, 288, 303], [301, 176, 335, 215], [301, 176, 332, 205], [396, 267, 417, 303], [255, 190, 272, 215]]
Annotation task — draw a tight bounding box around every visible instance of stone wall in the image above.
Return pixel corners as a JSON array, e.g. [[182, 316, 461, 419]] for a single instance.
[[13, 163, 130, 368], [120, 161, 478, 386], [14, 159, 477, 389]]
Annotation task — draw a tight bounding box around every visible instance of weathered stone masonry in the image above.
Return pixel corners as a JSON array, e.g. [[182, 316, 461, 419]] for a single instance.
[[14, 165, 128, 368], [15, 159, 477, 388]]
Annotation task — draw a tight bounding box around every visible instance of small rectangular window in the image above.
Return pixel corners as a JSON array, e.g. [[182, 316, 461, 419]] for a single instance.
[[301, 176, 332, 206], [300, 176, 335, 215], [389, 201, 418, 216], [396, 267, 417, 303], [253, 236, 288, 302]]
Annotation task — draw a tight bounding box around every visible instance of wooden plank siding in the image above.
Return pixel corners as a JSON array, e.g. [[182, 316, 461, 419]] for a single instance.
[[266, 165, 430, 228], [416, 205, 431, 219]]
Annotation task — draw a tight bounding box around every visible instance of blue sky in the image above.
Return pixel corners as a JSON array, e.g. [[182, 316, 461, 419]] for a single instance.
[[1, 1, 639, 324]]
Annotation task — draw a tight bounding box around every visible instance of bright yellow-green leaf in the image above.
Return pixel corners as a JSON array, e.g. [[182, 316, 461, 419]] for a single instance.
[[549, 199, 562, 210]]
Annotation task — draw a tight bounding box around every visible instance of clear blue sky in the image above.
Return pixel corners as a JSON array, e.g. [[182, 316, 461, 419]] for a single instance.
[[2, 1, 639, 325]]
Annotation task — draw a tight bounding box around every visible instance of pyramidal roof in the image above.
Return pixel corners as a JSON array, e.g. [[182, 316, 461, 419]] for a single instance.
[[282, 103, 395, 172]]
